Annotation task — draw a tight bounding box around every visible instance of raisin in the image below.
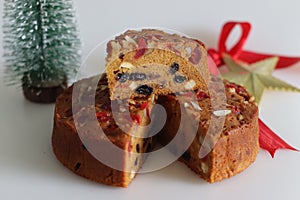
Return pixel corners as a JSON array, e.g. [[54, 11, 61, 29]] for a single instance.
[[116, 73, 129, 82], [129, 73, 146, 81], [74, 163, 81, 171], [136, 144, 140, 153], [135, 85, 153, 96], [182, 151, 191, 161], [119, 53, 124, 59], [174, 75, 186, 83], [169, 62, 179, 74]]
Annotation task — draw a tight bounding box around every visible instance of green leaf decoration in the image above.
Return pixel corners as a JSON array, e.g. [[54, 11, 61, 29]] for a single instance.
[[222, 55, 300, 104]]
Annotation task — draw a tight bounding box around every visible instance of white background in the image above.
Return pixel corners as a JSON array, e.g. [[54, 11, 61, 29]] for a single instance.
[[1, 0, 300, 199]]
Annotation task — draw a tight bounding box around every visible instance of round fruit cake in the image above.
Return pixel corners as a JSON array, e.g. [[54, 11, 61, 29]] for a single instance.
[[52, 74, 259, 187]]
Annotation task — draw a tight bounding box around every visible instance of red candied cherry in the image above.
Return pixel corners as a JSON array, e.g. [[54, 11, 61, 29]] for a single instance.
[[196, 91, 210, 100]]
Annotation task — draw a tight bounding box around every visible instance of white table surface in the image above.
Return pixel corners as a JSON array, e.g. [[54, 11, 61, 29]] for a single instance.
[[1, 0, 300, 199]]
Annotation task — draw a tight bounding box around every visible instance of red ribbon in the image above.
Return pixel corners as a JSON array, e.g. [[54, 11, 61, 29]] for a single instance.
[[208, 22, 300, 70], [208, 21, 299, 157], [259, 119, 297, 158]]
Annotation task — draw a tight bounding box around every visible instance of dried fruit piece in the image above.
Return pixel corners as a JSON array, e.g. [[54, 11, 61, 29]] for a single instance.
[[174, 75, 186, 83], [213, 109, 231, 117], [96, 111, 111, 122], [131, 114, 141, 124], [196, 91, 210, 100], [134, 38, 147, 59], [140, 102, 148, 110], [189, 46, 202, 65], [116, 73, 129, 82], [135, 85, 153, 96], [232, 105, 241, 115], [129, 73, 146, 81], [169, 62, 179, 74]]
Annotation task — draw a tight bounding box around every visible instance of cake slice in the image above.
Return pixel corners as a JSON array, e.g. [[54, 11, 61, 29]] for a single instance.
[[158, 76, 259, 183], [105, 29, 210, 100], [52, 75, 156, 187]]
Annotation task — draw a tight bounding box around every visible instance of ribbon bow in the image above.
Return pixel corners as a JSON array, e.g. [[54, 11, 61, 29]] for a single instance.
[[208, 21, 300, 69], [208, 21, 299, 157]]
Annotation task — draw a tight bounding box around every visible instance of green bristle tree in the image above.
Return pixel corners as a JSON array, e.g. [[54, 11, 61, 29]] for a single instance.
[[3, 0, 81, 103]]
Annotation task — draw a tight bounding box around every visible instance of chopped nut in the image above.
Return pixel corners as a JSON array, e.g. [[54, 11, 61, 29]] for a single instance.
[[125, 35, 137, 45], [184, 80, 196, 89], [119, 105, 126, 113], [151, 94, 155, 103], [228, 87, 236, 93], [87, 86, 93, 92], [185, 46, 192, 58], [120, 62, 135, 69], [201, 162, 209, 174], [238, 114, 244, 121], [190, 101, 202, 111], [129, 82, 138, 90], [213, 109, 231, 117], [249, 96, 255, 102], [130, 169, 136, 179], [128, 99, 136, 105]]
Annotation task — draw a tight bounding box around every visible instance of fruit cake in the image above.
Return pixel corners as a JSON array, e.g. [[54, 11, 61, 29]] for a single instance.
[[105, 29, 210, 100], [52, 75, 156, 187], [158, 76, 259, 183], [52, 74, 259, 187]]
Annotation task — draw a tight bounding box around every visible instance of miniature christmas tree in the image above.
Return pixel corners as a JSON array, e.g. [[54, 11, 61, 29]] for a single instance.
[[3, 0, 81, 103]]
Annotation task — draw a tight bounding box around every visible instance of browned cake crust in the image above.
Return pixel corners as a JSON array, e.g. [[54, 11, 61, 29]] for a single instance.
[[105, 29, 210, 100], [158, 76, 259, 183], [52, 75, 155, 187]]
